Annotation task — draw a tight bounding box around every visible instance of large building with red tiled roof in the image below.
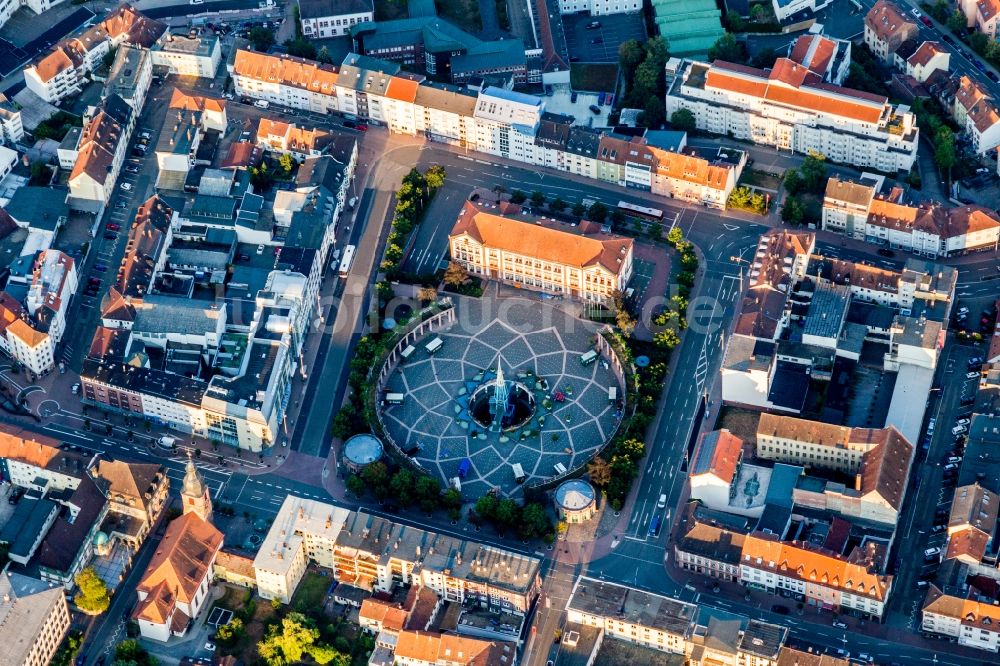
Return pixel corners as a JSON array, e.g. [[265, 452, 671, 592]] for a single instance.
[[787, 33, 851, 85], [689, 430, 746, 512], [231, 49, 341, 114], [740, 532, 893, 618], [665, 56, 919, 172], [922, 584, 1000, 652], [449, 200, 633, 302], [950, 75, 1000, 154], [134, 512, 223, 642]]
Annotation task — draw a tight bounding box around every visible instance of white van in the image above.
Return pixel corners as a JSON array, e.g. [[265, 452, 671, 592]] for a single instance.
[[952, 424, 967, 436], [400, 345, 416, 361], [425, 337, 443, 354], [657, 494, 666, 509], [253, 99, 270, 109], [384, 392, 404, 405], [553, 462, 567, 475]]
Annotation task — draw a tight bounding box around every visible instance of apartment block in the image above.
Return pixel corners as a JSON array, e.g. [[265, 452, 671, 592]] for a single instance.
[[821, 175, 1000, 256], [231, 50, 340, 114], [922, 585, 1000, 652], [255, 119, 333, 161], [104, 44, 153, 110], [150, 29, 221, 78], [449, 200, 634, 302], [950, 76, 1000, 155], [23, 3, 164, 103], [665, 57, 919, 172], [557, 0, 641, 14], [0, 93, 23, 146], [254, 496, 542, 615], [864, 0, 919, 63], [0, 572, 71, 666], [67, 94, 134, 213], [740, 533, 892, 618]]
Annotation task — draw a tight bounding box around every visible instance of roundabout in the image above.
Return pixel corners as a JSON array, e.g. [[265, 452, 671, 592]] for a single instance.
[[379, 297, 624, 497]]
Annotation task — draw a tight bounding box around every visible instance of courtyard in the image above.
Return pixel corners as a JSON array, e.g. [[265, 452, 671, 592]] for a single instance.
[[381, 296, 623, 497]]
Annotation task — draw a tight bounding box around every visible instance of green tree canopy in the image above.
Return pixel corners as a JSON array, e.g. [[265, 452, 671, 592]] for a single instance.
[[74, 567, 110, 615], [708, 33, 746, 64], [946, 10, 967, 32], [669, 108, 696, 132], [249, 27, 275, 52], [587, 201, 608, 223], [390, 469, 415, 506]]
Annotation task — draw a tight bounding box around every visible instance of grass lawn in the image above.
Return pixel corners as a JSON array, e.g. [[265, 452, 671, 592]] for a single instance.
[[291, 571, 331, 613], [435, 0, 482, 33], [570, 63, 619, 93]]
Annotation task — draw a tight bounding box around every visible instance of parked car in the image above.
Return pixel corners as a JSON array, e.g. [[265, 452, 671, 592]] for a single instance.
[[942, 35, 954, 45], [103, 232, 118, 239], [586, 21, 601, 29], [131, 148, 145, 157], [139, 131, 151, 139], [253, 99, 269, 109], [956, 418, 970, 426], [988, 71, 1000, 83], [107, 223, 120, 230], [771, 604, 790, 615], [832, 621, 847, 629], [125, 164, 139, 173], [966, 371, 980, 380], [120, 182, 132, 191], [88, 277, 101, 285], [343, 119, 357, 129], [877, 248, 895, 258], [356, 123, 368, 131], [115, 200, 127, 209], [910, 7, 922, 17], [94, 265, 107, 272], [921, 16, 932, 27], [588, 104, 601, 114]]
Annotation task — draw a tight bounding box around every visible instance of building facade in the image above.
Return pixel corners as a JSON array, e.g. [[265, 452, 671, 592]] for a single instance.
[[449, 201, 634, 302], [665, 57, 919, 172], [298, 0, 373, 38]]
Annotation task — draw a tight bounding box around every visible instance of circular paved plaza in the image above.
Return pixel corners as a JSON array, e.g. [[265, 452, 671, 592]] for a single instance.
[[381, 297, 623, 498]]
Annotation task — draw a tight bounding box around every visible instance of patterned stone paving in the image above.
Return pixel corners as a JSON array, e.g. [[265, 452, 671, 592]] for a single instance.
[[381, 298, 622, 498]]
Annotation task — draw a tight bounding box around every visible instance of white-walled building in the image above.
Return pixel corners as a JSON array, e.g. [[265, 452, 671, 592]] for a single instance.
[[951, 75, 1000, 155], [150, 29, 221, 78], [0, 94, 24, 146], [68, 96, 133, 214], [0, 571, 71, 666], [864, 0, 919, 63], [740, 533, 892, 619], [905, 41, 950, 84], [449, 200, 634, 302], [771, 0, 833, 24], [298, 0, 373, 38], [821, 175, 1000, 256], [665, 57, 919, 172], [105, 44, 153, 110], [922, 586, 1000, 653], [23, 3, 164, 103], [231, 49, 341, 114], [557, 0, 641, 14], [134, 512, 222, 641], [787, 33, 852, 85]]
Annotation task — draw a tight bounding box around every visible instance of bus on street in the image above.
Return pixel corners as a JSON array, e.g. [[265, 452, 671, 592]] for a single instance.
[[338, 244, 356, 278]]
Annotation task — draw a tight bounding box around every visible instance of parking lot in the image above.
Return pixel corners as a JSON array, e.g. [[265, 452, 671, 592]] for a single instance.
[[562, 12, 646, 63]]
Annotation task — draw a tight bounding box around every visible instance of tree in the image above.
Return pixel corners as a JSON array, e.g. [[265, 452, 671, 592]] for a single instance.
[[284, 37, 317, 60], [618, 39, 646, 77], [417, 286, 437, 304], [361, 461, 389, 496], [346, 474, 366, 497], [257, 613, 327, 666], [475, 494, 499, 520], [250, 163, 274, 191], [616, 307, 636, 338], [969, 31, 990, 55], [414, 475, 441, 505], [642, 96, 666, 129], [520, 502, 550, 538], [425, 165, 446, 190], [510, 190, 527, 204], [587, 201, 608, 223], [442, 488, 461, 508], [654, 328, 681, 349], [390, 469, 415, 506], [799, 152, 828, 193], [74, 567, 110, 615], [934, 126, 956, 181], [443, 261, 470, 287], [750, 192, 766, 213], [530, 190, 546, 206], [750, 3, 768, 22], [316, 46, 334, 64], [279, 152, 295, 174], [216, 618, 245, 645], [101, 47, 118, 72], [249, 27, 275, 52], [666, 226, 684, 245], [783, 168, 803, 195], [114, 640, 154, 666], [587, 456, 611, 486], [728, 186, 752, 209], [618, 438, 646, 460], [946, 10, 967, 33], [495, 498, 519, 525], [572, 201, 587, 217], [928, 0, 949, 21], [669, 108, 696, 132], [781, 196, 804, 225], [725, 12, 746, 32], [550, 196, 566, 212], [708, 33, 746, 64]]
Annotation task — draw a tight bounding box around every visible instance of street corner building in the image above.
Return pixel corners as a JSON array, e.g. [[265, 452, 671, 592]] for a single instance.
[[448, 199, 634, 302]]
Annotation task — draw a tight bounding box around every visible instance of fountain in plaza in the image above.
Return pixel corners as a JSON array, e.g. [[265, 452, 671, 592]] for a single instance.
[[469, 364, 535, 432]]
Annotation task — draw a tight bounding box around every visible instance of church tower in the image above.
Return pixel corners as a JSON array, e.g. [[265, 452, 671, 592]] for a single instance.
[[181, 452, 212, 523]]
